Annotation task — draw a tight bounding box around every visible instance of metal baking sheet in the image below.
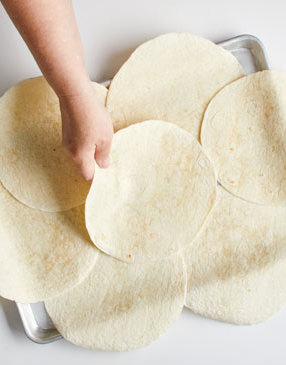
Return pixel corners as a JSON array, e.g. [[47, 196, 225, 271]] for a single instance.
[[16, 302, 62, 344], [14, 33, 270, 344]]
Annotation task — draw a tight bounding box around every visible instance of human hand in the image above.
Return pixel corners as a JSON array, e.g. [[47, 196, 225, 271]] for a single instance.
[[60, 84, 114, 181]]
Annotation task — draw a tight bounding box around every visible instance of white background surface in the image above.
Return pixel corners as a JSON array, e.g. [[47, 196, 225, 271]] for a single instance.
[[0, 0, 286, 364]]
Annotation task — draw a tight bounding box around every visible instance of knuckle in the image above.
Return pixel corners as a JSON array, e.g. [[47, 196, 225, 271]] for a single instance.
[[97, 135, 112, 147], [96, 138, 107, 147], [64, 144, 83, 162]]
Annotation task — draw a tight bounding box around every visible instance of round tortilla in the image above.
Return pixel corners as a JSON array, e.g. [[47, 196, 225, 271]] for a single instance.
[[106, 33, 244, 139], [45, 252, 186, 351], [184, 187, 286, 325], [0, 77, 107, 212], [85, 120, 217, 263], [201, 70, 286, 206], [0, 182, 99, 303]]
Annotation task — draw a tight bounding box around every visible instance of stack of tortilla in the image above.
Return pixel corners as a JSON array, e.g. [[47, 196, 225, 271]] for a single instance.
[[0, 33, 285, 352]]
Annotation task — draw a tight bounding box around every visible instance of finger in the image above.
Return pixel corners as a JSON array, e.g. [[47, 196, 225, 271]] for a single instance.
[[94, 135, 112, 168], [77, 155, 95, 181], [65, 144, 96, 181]]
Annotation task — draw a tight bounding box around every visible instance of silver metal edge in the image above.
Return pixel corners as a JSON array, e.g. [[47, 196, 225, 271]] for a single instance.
[[218, 34, 270, 70], [15, 33, 271, 345], [16, 303, 62, 344]]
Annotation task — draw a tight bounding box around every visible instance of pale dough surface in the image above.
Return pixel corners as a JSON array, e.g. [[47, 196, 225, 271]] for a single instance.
[[201, 70, 286, 206], [0, 182, 99, 303], [107, 33, 244, 139], [0, 77, 107, 212], [184, 187, 286, 325], [85, 120, 217, 263], [45, 252, 186, 351]]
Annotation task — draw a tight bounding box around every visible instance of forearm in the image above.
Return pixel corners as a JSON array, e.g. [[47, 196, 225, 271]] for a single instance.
[[1, 0, 90, 96]]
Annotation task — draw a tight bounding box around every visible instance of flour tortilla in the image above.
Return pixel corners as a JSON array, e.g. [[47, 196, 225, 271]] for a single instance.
[[45, 252, 186, 351], [0, 182, 99, 303], [85, 120, 217, 263], [107, 33, 244, 139], [201, 70, 286, 206], [0, 77, 107, 212], [184, 187, 286, 325]]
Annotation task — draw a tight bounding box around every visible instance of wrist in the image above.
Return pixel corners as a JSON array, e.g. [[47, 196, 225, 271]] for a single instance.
[[51, 70, 92, 99], [58, 82, 99, 112]]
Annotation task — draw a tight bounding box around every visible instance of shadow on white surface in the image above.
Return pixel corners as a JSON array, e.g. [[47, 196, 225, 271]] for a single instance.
[[94, 45, 136, 83], [0, 296, 24, 337], [1, 297, 286, 365]]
